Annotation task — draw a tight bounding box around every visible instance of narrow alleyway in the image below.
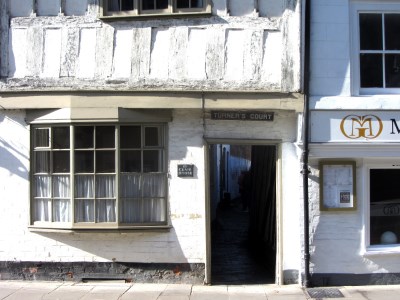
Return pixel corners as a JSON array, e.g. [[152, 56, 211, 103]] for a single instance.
[[211, 198, 274, 285]]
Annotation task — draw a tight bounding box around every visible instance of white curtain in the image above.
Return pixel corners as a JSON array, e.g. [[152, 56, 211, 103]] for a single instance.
[[120, 174, 166, 223]]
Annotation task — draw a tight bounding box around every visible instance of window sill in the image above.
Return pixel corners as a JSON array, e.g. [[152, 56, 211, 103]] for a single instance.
[[363, 245, 400, 256], [28, 225, 172, 233]]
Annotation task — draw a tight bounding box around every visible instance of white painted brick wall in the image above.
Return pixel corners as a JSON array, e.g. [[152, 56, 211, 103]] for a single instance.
[[0, 108, 302, 276]]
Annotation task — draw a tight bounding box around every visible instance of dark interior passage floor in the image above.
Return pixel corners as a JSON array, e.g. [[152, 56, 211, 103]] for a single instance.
[[211, 199, 275, 285]]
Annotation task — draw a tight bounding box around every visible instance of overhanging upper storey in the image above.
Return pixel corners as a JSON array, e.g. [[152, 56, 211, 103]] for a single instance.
[[0, 0, 301, 94]]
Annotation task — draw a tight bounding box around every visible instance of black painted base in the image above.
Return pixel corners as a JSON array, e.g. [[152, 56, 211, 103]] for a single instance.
[[310, 273, 400, 286], [0, 261, 205, 283]]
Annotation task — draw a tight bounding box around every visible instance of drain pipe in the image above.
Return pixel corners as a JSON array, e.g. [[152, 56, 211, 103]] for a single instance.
[[301, 0, 311, 288]]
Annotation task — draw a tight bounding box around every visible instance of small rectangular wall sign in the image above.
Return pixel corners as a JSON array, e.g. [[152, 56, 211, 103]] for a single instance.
[[211, 111, 274, 121], [178, 164, 194, 177]]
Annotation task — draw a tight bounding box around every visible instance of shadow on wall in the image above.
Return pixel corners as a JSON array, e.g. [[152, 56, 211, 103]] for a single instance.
[[20, 228, 202, 283], [0, 113, 29, 180]]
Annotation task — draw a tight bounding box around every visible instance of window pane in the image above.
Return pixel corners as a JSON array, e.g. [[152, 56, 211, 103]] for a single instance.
[[96, 175, 116, 198], [35, 151, 50, 173], [75, 126, 94, 149], [360, 54, 383, 88], [142, 198, 166, 222], [75, 175, 94, 198], [53, 127, 70, 149], [53, 151, 70, 173], [385, 14, 400, 50], [177, 0, 202, 8], [142, 0, 154, 10], [33, 199, 51, 222], [35, 175, 51, 197], [75, 199, 94, 222], [53, 175, 70, 198], [53, 199, 70, 222], [120, 174, 141, 197], [96, 126, 115, 148], [143, 150, 162, 172], [120, 126, 141, 148], [108, 0, 120, 11], [75, 150, 94, 173], [370, 169, 400, 245], [34, 128, 49, 148], [145, 127, 161, 146], [96, 199, 116, 222], [121, 150, 141, 172], [96, 150, 115, 173], [191, 0, 202, 8], [142, 174, 165, 197], [156, 0, 168, 9], [385, 54, 400, 88], [121, 0, 134, 10], [120, 199, 143, 223], [360, 13, 382, 50]]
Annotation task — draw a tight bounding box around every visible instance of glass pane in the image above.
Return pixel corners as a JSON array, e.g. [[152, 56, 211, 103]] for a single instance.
[[176, 0, 188, 8], [108, 0, 120, 11], [35, 175, 51, 197], [191, 0, 202, 8], [156, 0, 168, 9], [178, 0, 201, 8], [53, 151, 70, 173], [96, 175, 116, 198], [75, 126, 94, 149], [145, 127, 161, 146], [370, 169, 400, 245], [75, 199, 94, 222], [75, 150, 94, 173], [34, 128, 49, 148], [53, 199, 70, 222], [360, 13, 382, 50], [53, 175, 70, 198], [360, 54, 383, 88], [385, 14, 400, 50], [121, 0, 134, 10], [75, 175, 94, 198], [142, 0, 154, 10], [33, 199, 51, 222], [121, 150, 141, 172], [120, 126, 141, 148], [35, 151, 50, 173], [142, 198, 166, 222], [385, 54, 400, 88], [96, 151, 115, 173], [96, 126, 115, 148], [120, 174, 141, 197], [120, 198, 142, 223], [143, 150, 162, 172], [53, 127, 70, 149], [142, 174, 166, 197], [96, 199, 116, 222]]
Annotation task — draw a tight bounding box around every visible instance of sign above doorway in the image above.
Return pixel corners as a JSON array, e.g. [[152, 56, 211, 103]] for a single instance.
[[210, 111, 274, 121]]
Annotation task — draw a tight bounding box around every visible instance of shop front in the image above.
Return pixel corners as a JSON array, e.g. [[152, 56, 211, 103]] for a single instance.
[[309, 110, 400, 285]]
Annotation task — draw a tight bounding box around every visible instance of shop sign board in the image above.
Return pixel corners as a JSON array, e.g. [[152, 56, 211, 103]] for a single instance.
[[177, 164, 194, 178], [311, 110, 400, 142]]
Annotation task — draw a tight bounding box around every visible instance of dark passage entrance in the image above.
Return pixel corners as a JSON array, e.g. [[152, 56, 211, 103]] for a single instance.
[[209, 144, 277, 284]]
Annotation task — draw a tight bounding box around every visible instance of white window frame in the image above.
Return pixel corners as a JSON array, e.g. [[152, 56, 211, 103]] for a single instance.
[[101, 0, 211, 18], [350, 1, 400, 96], [30, 123, 169, 230], [362, 160, 400, 255]]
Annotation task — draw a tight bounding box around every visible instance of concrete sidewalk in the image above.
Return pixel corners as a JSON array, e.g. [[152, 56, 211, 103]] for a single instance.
[[1, 281, 400, 300]]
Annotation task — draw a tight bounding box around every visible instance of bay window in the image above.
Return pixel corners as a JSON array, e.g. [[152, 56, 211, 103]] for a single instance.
[[31, 124, 167, 229]]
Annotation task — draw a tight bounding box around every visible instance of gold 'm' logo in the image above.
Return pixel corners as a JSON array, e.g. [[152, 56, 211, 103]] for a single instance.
[[340, 115, 383, 139]]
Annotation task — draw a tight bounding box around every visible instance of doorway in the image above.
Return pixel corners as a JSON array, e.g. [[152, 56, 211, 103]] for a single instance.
[[207, 143, 278, 284]]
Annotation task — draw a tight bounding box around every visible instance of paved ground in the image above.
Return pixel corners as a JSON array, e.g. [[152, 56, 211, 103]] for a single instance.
[[1, 281, 400, 300]]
